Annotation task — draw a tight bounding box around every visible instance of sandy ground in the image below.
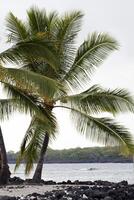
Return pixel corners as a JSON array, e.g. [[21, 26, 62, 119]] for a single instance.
[[0, 184, 61, 197]]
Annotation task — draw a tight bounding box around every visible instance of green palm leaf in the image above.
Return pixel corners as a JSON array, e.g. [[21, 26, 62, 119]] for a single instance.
[[21, 62, 58, 80], [54, 105, 134, 152], [59, 85, 134, 114], [55, 11, 83, 74], [2, 83, 57, 125], [0, 99, 19, 120], [15, 115, 57, 174], [0, 65, 65, 100], [47, 11, 58, 33], [63, 32, 119, 89], [67, 107, 134, 152], [6, 12, 29, 43], [55, 11, 83, 45], [27, 6, 58, 35], [0, 38, 60, 71]]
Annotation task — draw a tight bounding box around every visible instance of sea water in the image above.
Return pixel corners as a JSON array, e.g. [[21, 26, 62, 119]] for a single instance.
[[9, 163, 134, 184]]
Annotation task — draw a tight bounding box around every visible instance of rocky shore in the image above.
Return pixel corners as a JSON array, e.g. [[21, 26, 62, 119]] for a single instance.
[[0, 178, 134, 199]]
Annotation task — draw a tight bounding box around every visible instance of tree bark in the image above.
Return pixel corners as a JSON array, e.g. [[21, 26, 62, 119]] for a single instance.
[[0, 127, 11, 184], [32, 132, 49, 183]]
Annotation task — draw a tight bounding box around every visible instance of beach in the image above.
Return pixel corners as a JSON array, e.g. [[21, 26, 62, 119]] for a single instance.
[[0, 184, 58, 197], [0, 180, 134, 199]]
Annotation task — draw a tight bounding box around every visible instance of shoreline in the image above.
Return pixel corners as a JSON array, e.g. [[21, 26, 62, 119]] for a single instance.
[[8, 161, 134, 164], [0, 178, 134, 199]]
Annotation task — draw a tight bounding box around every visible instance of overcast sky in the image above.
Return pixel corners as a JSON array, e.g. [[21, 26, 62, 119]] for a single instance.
[[0, 0, 134, 152]]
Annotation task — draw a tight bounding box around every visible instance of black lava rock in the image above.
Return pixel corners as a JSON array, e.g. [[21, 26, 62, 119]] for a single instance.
[[2, 180, 134, 200]]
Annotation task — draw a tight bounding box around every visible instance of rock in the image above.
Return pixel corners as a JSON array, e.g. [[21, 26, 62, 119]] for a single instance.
[[84, 188, 94, 195], [19, 196, 27, 200], [0, 180, 134, 200], [82, 194, 88, 199], [28, 193, 39, 197], [79, 186, 89, 190], [9, 176, 24, 185], [54, 190, 66, 198], [92, 190, 106, 198], [94, 180, 112, 186], [66, 180, 72, 184], [44, 180, 56, 185], [44, 191, 53, 197], [74, 180, 79, 185], [0, 196, 17, 200], [29, 196, 37, 200], [104, 196, 113, 200], [57, 181, 67, 185], [78, 181, 92, 185], [119, 180, 128, 186], [108, 189, 116, 196], [25, 179, 43, 185]]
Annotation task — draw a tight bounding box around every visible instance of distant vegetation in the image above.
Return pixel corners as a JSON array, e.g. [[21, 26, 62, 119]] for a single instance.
[[7, 147, 132, 164]]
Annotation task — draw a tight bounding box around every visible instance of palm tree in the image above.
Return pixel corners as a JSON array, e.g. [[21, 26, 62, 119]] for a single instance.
[[0, 126, 11, 184], [0, 7, 134, 182]]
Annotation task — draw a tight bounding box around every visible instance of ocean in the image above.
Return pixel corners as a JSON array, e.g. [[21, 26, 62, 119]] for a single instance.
[[9, 163, 134, 184]]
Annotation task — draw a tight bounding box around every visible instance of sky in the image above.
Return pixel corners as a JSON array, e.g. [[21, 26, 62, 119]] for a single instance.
[[0, 0, 134, 152]]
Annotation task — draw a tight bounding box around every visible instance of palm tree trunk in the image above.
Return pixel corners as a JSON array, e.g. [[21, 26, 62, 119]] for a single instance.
[[0, 126, 11, 184], [32, 132, 49, 183]]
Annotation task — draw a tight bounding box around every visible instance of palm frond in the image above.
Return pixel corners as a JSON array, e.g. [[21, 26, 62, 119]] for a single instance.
[[20, 63, 36, 72], [21, 62, 59, 80], [6, 12, 29, 43], [55, 11, 83, 45], [47, 11, 58, 33], [2, 83, 57, 125], [63, 32, 119, 89], [70, 108, 134, 153], [27, 6, 48, 34], [0, 37, 60, 71], [15, 115, 57, 174], [0, 97, 42, 121], [0, 65, 65, 100], [55, 11, 83, 74], [2, 83, 37, 116], [0, 98, 19, 120], [59, 85, 134, 114], [27, 6, 58, 35]]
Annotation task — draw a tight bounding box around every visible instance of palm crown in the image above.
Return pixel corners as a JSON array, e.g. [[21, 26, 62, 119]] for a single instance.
[[0, 7, 134, 175]]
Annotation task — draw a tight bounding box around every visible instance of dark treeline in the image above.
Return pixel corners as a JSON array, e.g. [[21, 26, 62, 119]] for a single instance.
[[7, 146, 133, 164]]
